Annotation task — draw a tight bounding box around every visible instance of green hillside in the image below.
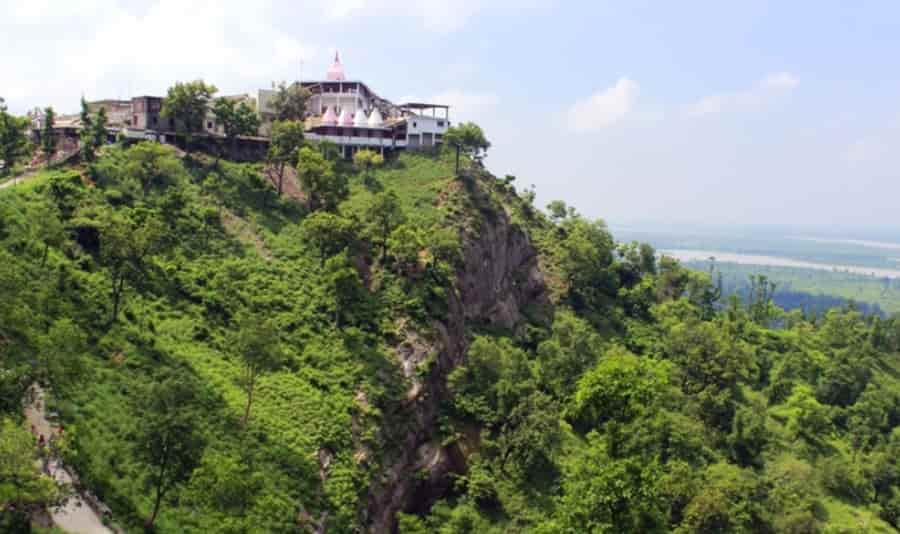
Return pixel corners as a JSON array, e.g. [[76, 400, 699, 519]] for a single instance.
[[2, 141, 900, 533]]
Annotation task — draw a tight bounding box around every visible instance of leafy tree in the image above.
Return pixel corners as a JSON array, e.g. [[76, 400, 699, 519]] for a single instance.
[[0, 418, 67, 529], [388, 224, 424, 274], [444, 122, 490, 174], [27, 200, 65, 266], [353, 148, 384, 186], [41, 106, 56, 167], [79, 97, 96, 162], [296, 146, 345, 211], [0, 102, 30, 175], [365, 190, 405, 261], [212, 97, 261, 160], [269, 81, 311, 122], [677, 463, 771, 533], [324, 252, 371, 327], [97, 209, 165, 323], [566, 345, 670, 436], [135, 373, 206, 529], [659, 309, 753, 432], [91, 106, 108, 155], [45, 170, 84, 218], [301, 211, 354, 265], [537, 310, 605, 399], [728, 402, 769, 468], [747, 274, 778, 324], [552, 215, 618, 321], [266, 120, 305, 195], [161, 80, 218, 148], [229, 313, 282, 428], [36, 318, 87, 391], [550, 433, 664, 533]]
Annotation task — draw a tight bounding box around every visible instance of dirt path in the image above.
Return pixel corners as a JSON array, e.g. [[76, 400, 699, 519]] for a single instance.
[[0, 169, 39, 189], [24, 384, 114, 534]]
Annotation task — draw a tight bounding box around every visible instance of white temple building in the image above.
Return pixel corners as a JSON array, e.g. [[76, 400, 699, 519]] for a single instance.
[[258, 52, 450, 157]]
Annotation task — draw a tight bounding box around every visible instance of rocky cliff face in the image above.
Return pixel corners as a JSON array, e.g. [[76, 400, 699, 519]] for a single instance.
[[366, 187, 549, 532]]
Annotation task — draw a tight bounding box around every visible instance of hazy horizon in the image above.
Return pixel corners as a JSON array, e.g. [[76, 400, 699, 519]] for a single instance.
[[4, 1, 898, 228]]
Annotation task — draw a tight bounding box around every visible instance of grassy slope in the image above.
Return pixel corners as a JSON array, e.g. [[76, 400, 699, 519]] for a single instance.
[[26, 149, 461, 532]]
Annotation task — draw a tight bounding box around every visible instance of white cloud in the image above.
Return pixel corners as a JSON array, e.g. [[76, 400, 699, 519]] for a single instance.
[[843, 138, 887, 163], [566, 77, 639, 132], [324, 0, 543, 33], [687, 72, 799, 117], [759, 72, 800, 90], [1, 0, 318, 114]]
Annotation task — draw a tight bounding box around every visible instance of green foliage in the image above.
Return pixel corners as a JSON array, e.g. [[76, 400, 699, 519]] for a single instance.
[[0, 418, 67, 529], [268, 81, 311, 122], [0, 103, 31, 174], [1, 142, 900, 533], [566, 345, 670, 434], [136, 371, 208, 528], [41, 106, 56, 167], [444, 122, 490, 174], [296, 145, 345, 211], [161, 80, 218, 146], [212, 97, 261, 159], [266, 119, 305, 195]]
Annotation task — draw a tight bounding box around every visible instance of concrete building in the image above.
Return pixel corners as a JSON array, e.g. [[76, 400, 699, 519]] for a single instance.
[[289, 52, 451, 157]]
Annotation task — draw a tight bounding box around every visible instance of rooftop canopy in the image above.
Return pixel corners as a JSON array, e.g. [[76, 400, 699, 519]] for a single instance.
[[398, 103, 450, 110]]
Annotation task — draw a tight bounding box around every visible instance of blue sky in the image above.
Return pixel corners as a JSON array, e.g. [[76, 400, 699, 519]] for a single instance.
[[3, 1, 899, 229]]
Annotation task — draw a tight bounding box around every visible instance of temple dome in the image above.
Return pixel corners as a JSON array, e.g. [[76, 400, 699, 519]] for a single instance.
[[321, 106, 337, 126], [338, 108, 353, 126], [352, 108, 368, 127], [326, 51, 346, 81], [367, 108, 383, 127]]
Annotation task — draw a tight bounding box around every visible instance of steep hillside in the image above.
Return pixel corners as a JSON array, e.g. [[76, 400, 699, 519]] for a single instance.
[[2, 143, 900, 534]]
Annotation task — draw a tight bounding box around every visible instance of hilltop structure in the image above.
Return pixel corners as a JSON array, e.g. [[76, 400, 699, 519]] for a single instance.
[[259, 52, 451, 157], [37, 52, 450, 159]]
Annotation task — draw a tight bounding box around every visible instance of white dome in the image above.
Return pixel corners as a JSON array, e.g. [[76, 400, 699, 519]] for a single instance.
[[367, 108, 383, 127], [321, 106, 337, 126], [353, 108, 368, 127], [338, 109, 353, 126]]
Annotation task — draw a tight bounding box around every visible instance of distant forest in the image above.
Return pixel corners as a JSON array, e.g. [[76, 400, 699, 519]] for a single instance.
[[684, 261, 895, 317]]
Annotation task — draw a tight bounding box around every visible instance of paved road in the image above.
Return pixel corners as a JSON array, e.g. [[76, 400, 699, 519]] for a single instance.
[[24, 385, 113, 534]]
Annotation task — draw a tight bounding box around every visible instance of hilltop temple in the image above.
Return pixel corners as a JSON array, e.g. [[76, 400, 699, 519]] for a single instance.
[[31, 51, 451, 160], [258, 52, 450, 157]]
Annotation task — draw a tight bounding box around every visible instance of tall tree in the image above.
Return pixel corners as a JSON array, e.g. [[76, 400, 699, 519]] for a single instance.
[[443, 122, 490, 175], [98, 209, 165, 323], [353, 148, 384, 186], [269, 81, 311, 122], [229, 313, 282, 428], [266, 120, 305, 195], [161, 80, 217, 149], [0, 101, 30, 175], [365, 190, 405, 262], [296, 145, 346, 211], [136, 373, 206, 529], [212, 98, 261, 160], [91, 106, 108, 156], [41, 106, 56, 168], [79, 97, 95, 162], [0, 418, 67, 530], [78, 99, 108, 163], [301, 211, 354, 265]]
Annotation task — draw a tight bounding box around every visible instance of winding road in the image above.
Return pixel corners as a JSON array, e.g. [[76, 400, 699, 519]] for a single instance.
[[24, 385, 113, 534]]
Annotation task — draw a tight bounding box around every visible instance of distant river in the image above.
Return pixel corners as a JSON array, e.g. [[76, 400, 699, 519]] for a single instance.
[[661, 249, 900, 280]]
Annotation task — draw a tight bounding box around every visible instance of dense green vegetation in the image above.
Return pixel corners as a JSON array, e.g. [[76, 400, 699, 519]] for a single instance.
[[1, 136, 900, 533]]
